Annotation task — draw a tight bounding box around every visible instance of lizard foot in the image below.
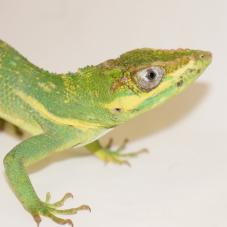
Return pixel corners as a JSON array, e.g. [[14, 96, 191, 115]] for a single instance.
[[95, 138, 148, 166], [32, 192, 91, 227]]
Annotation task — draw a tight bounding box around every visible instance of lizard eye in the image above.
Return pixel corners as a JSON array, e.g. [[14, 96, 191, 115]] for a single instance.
[[135, 66, 165, 92]]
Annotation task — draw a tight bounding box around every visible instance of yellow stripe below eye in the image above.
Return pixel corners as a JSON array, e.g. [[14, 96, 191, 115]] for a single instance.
[[104, 60, 194, 111]]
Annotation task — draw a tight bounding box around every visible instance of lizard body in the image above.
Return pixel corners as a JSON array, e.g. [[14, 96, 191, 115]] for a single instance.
[[0, 40, 212, 226]]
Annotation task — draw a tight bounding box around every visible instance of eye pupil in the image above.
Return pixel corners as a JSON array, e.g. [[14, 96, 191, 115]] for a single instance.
[[147, 70, 157, 80], [135, 66, 165, 92]]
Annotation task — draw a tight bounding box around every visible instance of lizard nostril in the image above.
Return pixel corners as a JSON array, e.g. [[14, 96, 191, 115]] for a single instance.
[[177, 80, 184, 87]]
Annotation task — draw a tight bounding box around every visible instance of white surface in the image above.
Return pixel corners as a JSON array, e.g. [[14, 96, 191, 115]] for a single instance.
[[0, 0, 226, 227]]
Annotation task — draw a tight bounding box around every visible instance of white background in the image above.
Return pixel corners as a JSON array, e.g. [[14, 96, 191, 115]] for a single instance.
[[0, 0, 226, 227]]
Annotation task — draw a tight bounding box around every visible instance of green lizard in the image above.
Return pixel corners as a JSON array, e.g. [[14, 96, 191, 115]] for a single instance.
[[0, 39, 212, 226]]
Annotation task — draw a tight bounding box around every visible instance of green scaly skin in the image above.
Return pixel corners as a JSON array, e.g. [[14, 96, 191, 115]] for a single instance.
[[0, 40, 212, 226]]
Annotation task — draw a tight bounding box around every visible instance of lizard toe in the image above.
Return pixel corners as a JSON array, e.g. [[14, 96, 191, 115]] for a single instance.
[[32, 193, 90, 226]]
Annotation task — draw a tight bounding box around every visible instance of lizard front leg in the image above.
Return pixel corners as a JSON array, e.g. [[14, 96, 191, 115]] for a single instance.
[[3, 126, 90, 226]]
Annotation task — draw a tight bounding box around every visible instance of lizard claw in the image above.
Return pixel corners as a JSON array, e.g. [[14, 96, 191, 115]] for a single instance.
[[33, 214, 42, 227]]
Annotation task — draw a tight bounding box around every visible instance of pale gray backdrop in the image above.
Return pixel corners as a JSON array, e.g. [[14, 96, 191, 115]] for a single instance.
[[0, 1, 226, 227]]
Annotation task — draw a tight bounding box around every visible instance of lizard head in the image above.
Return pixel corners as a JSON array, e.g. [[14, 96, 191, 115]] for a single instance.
[[94, 48, 212, 126]]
